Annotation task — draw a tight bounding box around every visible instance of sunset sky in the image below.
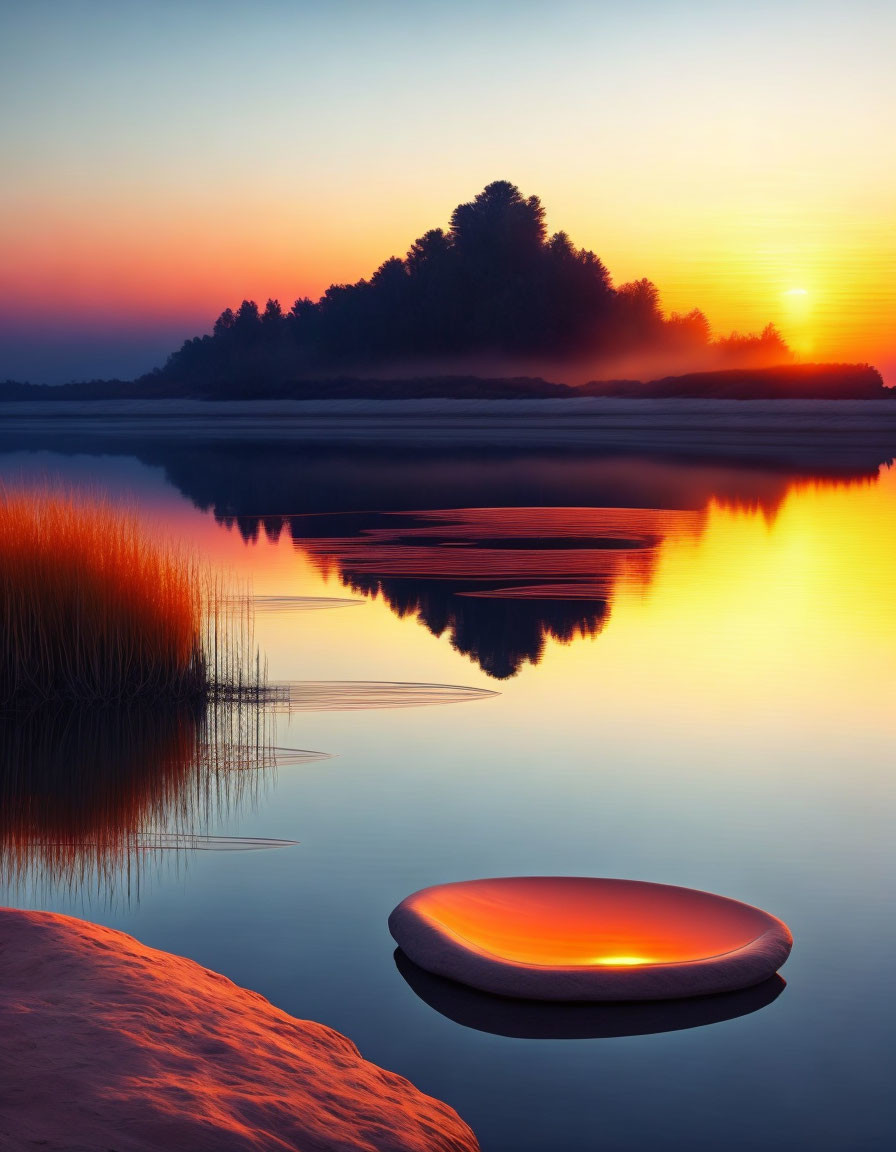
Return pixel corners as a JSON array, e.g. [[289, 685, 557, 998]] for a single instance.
[[1, 0, 893, 384]]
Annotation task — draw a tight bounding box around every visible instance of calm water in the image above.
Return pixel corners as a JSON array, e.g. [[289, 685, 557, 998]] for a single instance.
[[1, 431, 894, 1151]]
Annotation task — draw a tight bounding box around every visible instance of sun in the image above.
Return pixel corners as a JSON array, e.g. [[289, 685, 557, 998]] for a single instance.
[[778, 285, 814, 357]]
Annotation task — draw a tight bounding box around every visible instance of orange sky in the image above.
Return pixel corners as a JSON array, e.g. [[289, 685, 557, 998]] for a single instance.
[[1, 2, 893, 382]]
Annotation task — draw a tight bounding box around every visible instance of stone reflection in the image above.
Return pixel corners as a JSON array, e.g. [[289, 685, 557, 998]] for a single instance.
[[395, 950, 786, 1039]]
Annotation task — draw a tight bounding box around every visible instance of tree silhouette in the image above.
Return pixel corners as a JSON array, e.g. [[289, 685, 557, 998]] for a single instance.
[[156, 180, 795, 391], [449, 181, 547, 268]]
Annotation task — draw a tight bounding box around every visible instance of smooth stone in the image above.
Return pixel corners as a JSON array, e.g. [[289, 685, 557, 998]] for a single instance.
[[388, 877, 792, 1001]]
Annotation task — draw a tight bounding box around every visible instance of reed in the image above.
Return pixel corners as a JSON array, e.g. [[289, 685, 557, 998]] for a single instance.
[[0, 488, 261, 704]]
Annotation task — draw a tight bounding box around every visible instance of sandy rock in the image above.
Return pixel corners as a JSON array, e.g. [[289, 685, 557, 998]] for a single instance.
[[0, 908, 478, 1152]]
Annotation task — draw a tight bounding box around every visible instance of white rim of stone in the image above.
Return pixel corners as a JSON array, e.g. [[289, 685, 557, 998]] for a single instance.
[[388, 877, 793, 1002]]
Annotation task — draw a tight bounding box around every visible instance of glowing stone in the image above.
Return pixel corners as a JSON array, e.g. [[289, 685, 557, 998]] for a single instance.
[[388, 877, 792, 1001]]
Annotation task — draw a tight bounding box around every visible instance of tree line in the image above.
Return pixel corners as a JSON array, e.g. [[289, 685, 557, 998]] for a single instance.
[[157, 181, 790, 387]]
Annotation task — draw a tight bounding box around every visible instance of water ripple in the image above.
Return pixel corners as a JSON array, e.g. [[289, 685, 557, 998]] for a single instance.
[[268, 680, 499, 711]]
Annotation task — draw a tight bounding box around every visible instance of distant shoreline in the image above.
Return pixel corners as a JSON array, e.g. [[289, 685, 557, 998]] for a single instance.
[[1, 363, 890, 404]]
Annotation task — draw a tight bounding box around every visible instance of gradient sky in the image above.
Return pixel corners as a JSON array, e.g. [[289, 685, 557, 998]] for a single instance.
[[1, 0, 893, 383]]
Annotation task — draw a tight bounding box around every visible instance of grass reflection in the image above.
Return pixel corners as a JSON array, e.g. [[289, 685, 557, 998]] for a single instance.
[[0, 699, 280, 899]]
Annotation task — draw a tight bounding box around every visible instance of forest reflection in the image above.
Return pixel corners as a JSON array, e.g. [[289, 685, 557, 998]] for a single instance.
[[0, 700, 279, 899], [221, 481, 869, 679], [287, 507, 701, 679], [2, 430, 887, 683], [218, 473, 881, 680]]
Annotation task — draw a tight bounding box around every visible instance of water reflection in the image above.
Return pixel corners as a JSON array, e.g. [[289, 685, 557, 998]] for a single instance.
[[242, 595, 364, 612], [109, 439, 896, 522], [270, 680, 498, 710], [279, 473, 892, 680], [395, 950, 786, 1039], [0, 700, 281, 898], [146, 444, 889, 680], [0, 435, 893, 1149], [351, 578, 610, 680], [283, 507, 698, 678], [2, 433, 892, 687]]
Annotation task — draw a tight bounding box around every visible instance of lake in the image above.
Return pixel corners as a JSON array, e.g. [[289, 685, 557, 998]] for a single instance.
[[1, 422, 893, 1151]]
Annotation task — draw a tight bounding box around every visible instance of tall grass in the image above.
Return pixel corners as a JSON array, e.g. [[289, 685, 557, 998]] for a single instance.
[[0, 488, 262, 704], [0, 488, 284, 900]]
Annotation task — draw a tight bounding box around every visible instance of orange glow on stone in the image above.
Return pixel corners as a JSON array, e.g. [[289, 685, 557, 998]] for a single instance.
[[389, 877, 793, 1001], [408, 877, 773, 967]]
